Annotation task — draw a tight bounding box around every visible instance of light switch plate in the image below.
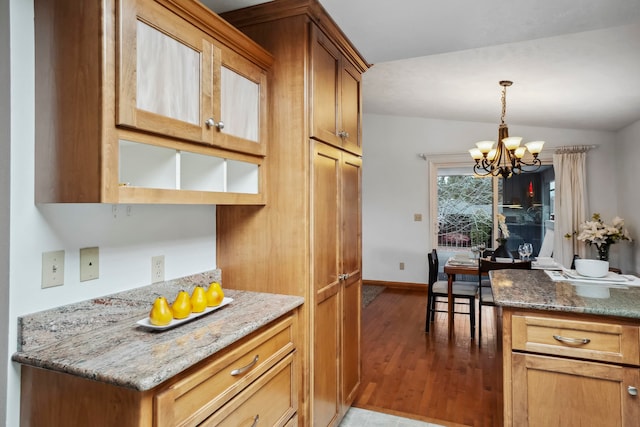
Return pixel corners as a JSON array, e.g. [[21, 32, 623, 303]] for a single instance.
[[80, 247, 99, 282], [42, 250, 65, 288]]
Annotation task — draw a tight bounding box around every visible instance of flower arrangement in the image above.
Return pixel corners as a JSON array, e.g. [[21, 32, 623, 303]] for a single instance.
[[497, 213, 510, 243], [574, 213, 632, 261]]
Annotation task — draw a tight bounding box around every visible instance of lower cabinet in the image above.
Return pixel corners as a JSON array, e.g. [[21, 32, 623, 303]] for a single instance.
[[503, 309, 640, 427], [312, 141, 362, 425], [200, 354, 296, 426], [511, 353, 640, 426], [20, 314, 297, 427]]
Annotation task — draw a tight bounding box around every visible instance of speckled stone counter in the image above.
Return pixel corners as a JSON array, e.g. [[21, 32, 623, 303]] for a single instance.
[[12, 270, 304, 391], [491, 269, 640, 319]]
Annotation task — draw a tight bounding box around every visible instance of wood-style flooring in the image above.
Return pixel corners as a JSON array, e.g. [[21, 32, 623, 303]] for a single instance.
[[353, 288, 502, 427]]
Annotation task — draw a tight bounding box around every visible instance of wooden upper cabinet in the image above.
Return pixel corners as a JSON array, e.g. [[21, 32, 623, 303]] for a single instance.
[[34, 0, 271, 204], [118, 0, 267, 157], [311, 27, 363, 156], [340, 62, 362, 154]]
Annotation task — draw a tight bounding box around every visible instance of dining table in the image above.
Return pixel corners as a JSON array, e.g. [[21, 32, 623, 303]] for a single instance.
[[443, 256, 557, 337]]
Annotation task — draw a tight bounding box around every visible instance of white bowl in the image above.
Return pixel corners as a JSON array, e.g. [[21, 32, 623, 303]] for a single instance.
[[574, 259, 609, 278]]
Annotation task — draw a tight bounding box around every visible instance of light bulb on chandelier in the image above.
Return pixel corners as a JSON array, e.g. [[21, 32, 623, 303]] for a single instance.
[[469, 81, 545, 179]]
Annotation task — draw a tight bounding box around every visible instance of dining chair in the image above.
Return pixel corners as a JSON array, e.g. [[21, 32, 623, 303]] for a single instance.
[[477, 259, 532, 346], [426, 249, 479, 338]]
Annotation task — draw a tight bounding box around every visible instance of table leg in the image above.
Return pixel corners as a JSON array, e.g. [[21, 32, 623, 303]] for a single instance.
[[448, 274, 454, 337]]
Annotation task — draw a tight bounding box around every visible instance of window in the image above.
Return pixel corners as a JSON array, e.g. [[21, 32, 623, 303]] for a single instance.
[[434, 164, 555, 256], [437, 174, 492, 248]]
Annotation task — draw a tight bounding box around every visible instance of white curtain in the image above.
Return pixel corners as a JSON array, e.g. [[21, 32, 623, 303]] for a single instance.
[[553, 151, 588, 267]]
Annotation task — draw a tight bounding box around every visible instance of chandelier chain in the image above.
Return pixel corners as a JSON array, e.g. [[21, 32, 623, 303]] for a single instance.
[[501, 85, 507, 125]]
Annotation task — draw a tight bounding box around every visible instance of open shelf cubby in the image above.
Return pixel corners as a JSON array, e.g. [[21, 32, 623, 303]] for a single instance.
[[119, 140, 259, 194]]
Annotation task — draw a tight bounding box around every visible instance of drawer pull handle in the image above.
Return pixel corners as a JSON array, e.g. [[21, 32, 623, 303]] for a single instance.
[[553, 335, 590, 345], [629, 386, 638, 396], [251, 414, 259, 427], [230, 355, 259, 376]]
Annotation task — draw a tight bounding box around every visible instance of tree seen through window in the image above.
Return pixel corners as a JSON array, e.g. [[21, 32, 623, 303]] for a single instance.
[[437, 175, 493, 249]]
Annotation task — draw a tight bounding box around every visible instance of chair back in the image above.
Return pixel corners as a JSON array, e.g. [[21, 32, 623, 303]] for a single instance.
[[427, 250, 439, 286], [538, 229, 554, 257], [570, 254, 580, 269]]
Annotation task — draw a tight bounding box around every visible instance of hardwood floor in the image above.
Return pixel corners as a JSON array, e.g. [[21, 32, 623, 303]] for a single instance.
[[353, 288, 503, 427]]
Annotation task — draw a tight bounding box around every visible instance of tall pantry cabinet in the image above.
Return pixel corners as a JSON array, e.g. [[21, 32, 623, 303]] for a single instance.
[[217, 1, 370, 425]]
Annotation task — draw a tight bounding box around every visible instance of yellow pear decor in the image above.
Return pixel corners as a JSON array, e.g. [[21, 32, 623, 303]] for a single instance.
[[190, 286, 207, 313], [148, 296, 173, 326], [206, 282, 225, 307], [171, 290, 192, 319]]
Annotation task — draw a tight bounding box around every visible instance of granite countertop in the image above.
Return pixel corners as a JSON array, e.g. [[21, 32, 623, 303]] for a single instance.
[[491, 269, 640, 319], [12, 270, 304, 391]]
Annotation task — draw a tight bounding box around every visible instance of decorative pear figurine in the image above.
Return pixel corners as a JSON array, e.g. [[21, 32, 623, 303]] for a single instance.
[[172, 290, 192, 319], [149, 296, 173, 326], [205, 282, 224, 307], [191, 286, 207, 313]]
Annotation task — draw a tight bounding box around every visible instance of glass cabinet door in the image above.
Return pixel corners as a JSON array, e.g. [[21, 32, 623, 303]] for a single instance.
[[117, 0, 216, 144], [217, 48, 268, 156]]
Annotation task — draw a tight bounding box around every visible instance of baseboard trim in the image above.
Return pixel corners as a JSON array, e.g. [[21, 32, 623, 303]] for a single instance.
[[363, 279, 427, 292]]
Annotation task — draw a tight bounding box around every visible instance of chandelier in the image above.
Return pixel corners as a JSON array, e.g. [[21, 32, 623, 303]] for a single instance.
[[468, 81, 545, 179]]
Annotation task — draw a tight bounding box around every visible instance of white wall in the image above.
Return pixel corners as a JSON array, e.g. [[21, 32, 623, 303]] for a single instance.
[[4, 2, 218, 425], [361, 113, 628, 284], [616, 119, 640, 275], [1, 0, 11, 423]]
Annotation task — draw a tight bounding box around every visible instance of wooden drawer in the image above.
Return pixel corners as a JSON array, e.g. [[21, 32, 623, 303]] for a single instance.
[[512, 314, 640, 365], [200, 353, 297, 426], [155, 315, 295, 427]]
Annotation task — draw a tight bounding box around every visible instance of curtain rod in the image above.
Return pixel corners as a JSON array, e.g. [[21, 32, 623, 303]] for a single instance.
[[554, 144, 598, 154]]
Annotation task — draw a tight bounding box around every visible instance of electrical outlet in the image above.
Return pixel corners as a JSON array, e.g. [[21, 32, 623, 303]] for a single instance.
[[80, 247, 99, 282], [414, 213, 422, 222], [42, 250, 65, 288], [152, 255, 165, 283], [400, 262, 405, 270]]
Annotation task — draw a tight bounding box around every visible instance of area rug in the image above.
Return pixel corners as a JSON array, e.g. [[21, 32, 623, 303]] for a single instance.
[[362, 285, 386, 308]]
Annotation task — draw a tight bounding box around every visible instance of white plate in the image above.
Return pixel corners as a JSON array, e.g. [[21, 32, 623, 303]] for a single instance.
[[532, 261, 563, 270], [137, 297, 233, 331], [448, 260, 477, 266]]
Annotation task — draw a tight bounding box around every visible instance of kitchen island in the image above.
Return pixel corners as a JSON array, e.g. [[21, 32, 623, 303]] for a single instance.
[[492, 269, 640, 427], [13, 270, 304, 426]]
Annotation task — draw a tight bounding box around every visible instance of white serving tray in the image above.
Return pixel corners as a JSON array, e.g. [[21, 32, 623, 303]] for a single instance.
[[137, 297, 233, 331], [563, 269, 628, 283]]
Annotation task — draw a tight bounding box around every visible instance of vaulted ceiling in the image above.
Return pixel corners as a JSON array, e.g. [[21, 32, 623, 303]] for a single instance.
[[204, 0, 640, 132]]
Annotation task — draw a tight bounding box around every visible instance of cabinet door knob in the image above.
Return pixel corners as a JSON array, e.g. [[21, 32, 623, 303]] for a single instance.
[[205, 117, 225, 130], [338, 130, 350, 138], [250, 414, 259, 427], [629, 386, 638, 396]]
